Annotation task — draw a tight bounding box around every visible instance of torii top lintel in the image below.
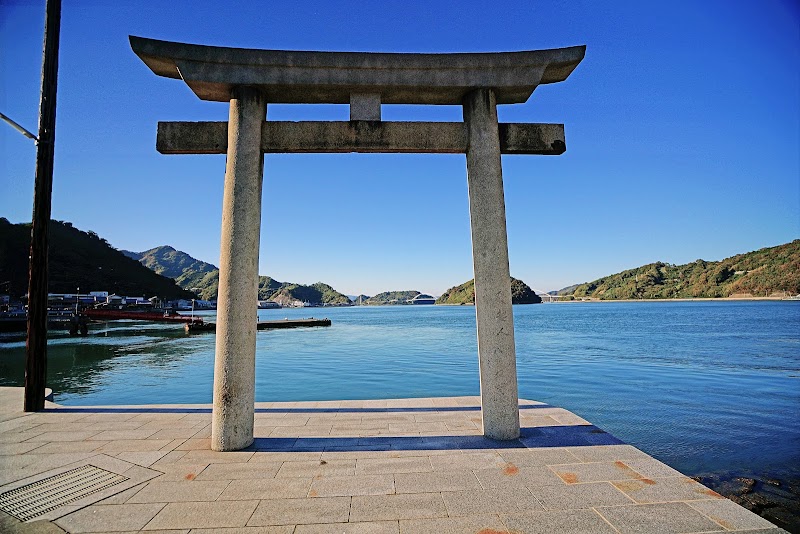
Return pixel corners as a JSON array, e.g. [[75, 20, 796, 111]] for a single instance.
[[129, 36, 585, 105]]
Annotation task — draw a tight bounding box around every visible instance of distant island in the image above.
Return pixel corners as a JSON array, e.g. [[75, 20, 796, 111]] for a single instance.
[[353, 291, 422, 305], [556, 240, 799, 300], [437, 277, 542, 305]]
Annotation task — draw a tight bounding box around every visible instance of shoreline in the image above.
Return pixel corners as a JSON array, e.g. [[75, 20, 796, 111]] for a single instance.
[[546, 296, 795, 303], [437, 296, 795, 306]]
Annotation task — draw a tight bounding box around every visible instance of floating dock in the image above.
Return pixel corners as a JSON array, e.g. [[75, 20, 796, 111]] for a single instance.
[[185, 317, 331, 333]]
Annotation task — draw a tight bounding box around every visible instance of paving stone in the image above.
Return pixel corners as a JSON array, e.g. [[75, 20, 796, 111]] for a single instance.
[[497, 447, 580, 466], [127, 480, 230, 503], [75, 531, 188, 534], [150, 463, 208, 482], [474, 464, 564, 489], [88, 429, 162, 441], [551, 460, 644, 484], [399, 514, 507, 534], [27, 431, 103, 442], [96, 483, 148, 505], [0, 454, 41, 471], [150, 450, 188, 466], [530, 481, 633, 509], [218, 477, 312, 500], [249, 451, 322, 462], [355, 457, 431, 475], [247, 497, 350, 526], [276, 459, 355, 477], [0, 430, 46, 443], [309, 474, 394, 497], [501, 509, 618, 534], [143, 501, 258, 530], [271, 416, 311, 426], [621, 457, 685, 479], [564, 444, 652, 462], [176, 439, 211, 451], [321, 450, 398, 460], [294, 521, 398, 534], [55, 503, 166, 533], [84, 421, 147, 431], [688, 498, 780, 531], [596, 502, 724, 534], [1, 452, 96, 473], [441, 488, 543, 516], [387, 422, 448, 434], [175, 450, 255, 464], [550, 413, 591, 425], [519, 415, 561, 427], [114, 451, 168, 467], [192, 426, 212, 438], [0, 441, 46, 455], [394, 470, 481, 493], [23, 423, 95, 433], [145, 427, 205, 440], [350, 493, 447, 522], [190, 528, 293, 533], [270, 426, 332, 437], [194, 461, 282, 480], [97, 440, 176, 453], [444, 421, 479, 431], [429, 451, 505, 471], [28, 441, 109, 454], [612, 476, 724, 503]]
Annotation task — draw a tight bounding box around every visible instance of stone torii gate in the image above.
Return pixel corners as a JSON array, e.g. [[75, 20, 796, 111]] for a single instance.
[[130, 36, 585, 451]]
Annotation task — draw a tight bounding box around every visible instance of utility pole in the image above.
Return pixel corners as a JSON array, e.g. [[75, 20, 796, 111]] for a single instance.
[[25, 0, 62, 411]]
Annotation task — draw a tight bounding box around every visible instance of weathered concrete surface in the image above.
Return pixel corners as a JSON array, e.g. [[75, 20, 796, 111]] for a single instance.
[[0, 389, 787, 533], [463, 88, 520, 441], [130, 36, 585, 104], [156, 121, 567, 155], [350, 93, 381, 121], [211, 86, 265, 452]]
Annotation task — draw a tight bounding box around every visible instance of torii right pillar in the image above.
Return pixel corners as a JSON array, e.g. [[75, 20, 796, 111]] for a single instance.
[[464, 88, 520, 440]]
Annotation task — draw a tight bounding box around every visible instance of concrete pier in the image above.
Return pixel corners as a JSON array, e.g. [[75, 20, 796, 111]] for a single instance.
[[0, 388, 786, 533], [211, 87, 265, 452], [464, 88, 520, 440]]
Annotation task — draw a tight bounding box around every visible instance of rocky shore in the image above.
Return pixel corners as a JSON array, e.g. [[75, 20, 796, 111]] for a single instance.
[[694, 473, 799, 533]]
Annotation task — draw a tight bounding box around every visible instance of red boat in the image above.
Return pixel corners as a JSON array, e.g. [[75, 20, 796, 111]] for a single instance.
[[84, 308, 203, 324]]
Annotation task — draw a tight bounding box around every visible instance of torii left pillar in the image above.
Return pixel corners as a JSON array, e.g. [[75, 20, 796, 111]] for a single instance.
[[211, 86, 265, 451]]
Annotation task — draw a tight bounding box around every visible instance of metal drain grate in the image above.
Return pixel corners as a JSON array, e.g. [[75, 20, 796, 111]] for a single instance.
[[0, 464, 128, 522]]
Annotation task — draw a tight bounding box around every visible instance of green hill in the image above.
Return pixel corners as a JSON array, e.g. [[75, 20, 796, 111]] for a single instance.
[[363, 290, 420, 305], [436, 278, 542, 305], [125, 245, 350, 305], [122, 246, 217, 281], [0, 218, 195, 299], [268, 282, 351, 306], [564, 240, 800, 300]]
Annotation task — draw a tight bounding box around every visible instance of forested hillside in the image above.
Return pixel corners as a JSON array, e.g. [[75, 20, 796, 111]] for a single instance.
[[565, 240, 799, 300], [126, 246, 350, 304], [0, 219, 194, 299], [436, 278, 542, 305]]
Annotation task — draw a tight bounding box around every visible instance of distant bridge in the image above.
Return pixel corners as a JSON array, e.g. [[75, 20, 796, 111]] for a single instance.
[[532, 289, 567, 303]]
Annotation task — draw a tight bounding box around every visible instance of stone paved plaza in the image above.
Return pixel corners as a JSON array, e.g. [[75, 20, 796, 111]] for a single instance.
[[0, 388, 786, 533]]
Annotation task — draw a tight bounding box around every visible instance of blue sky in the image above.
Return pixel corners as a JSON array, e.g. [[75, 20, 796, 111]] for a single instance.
[[2, 0, 798, 296]]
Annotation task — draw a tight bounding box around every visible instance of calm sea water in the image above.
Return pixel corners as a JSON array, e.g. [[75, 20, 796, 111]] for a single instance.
[[1, 301, 798, 486]]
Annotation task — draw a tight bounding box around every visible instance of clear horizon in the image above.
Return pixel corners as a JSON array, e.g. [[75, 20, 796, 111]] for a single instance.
[[2, 1, 798, 296]]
